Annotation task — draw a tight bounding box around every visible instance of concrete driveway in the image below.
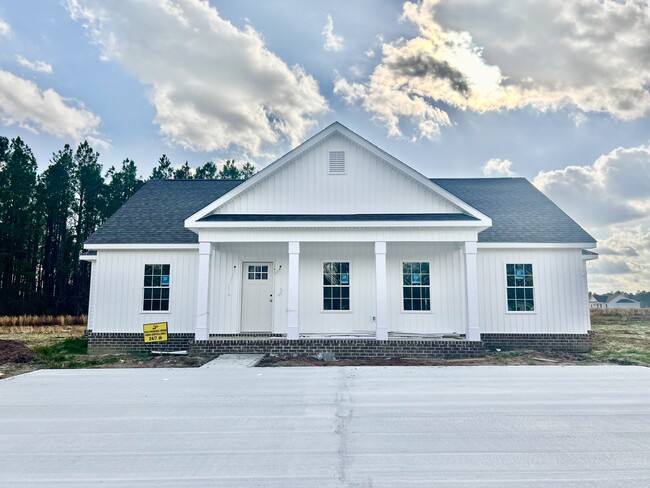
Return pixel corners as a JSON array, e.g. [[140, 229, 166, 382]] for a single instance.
[[1, 365, 649, 487]]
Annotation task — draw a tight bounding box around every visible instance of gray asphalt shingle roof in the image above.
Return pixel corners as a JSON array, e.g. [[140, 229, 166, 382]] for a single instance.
[[85, 177, 595, 245], [432, 178, 595, 244]]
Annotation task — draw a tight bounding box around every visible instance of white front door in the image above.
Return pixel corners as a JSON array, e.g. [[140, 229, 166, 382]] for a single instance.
[[241, 263, 274, 332]]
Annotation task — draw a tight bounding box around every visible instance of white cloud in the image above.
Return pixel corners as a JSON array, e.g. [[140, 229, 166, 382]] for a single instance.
[[16, 56, 53, 74], [587, 224, 650, 292], [482, 158, 515, 177], [67, 0, 328, 156], [0, 16, 10, 37], [0, 69, 104, 144], [335, 0, 650, 140], [534, 144, 650, 228], [322, 14, 344, 52], [534, 144, 650, 292]]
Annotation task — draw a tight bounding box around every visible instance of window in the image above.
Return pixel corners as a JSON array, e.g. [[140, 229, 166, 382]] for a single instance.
[[506, 263, 534, 312], [323, 262, 350, 311], [328, 151, 346, 174], [248, 265, 269, 280], [143, 264, 170, 311], [403, 262, 431, 311]]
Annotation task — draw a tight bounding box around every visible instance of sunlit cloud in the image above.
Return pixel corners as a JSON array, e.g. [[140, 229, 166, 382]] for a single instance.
[[336, 0, 650, 140], [0, 69, 105, 145], [482, 158, 515, 177], [68, 0, 328, 156]]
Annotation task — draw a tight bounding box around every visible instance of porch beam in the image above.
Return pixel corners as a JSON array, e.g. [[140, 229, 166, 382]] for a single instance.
[[375, 241, 388, 341], [195, 241, 212, 341], [287, 241, 300, 340], [463, 241, 481, 341]]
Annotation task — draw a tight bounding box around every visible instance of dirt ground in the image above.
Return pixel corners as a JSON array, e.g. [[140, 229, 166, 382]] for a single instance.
[[1, 310, 649, 378]]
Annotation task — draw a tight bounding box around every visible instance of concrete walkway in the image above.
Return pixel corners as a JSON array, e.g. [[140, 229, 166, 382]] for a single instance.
[[1, 366, 649, 487], [200, 354, 265, 368]]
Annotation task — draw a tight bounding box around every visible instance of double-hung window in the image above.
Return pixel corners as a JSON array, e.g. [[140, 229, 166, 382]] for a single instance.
[[506, 263, 534, 312], [323, 262, 350, 311], [143, 264, 170, 311], [403, 262, 431, 311]]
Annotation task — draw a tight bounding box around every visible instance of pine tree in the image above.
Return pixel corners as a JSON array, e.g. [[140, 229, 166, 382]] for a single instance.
[[195, 161, 218, 179], [70, 141, 105, 314], [0, 138, 41, 314], [240, 161, 256, 179], [104, 159, 144, 220], [218, 159, 241, 180], [173, 162, 193, 179], [39, 145, 75, 312], [150, 154, 174, 180]]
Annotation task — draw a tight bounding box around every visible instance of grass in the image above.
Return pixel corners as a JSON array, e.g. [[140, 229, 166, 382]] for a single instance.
[[0, 315, 87, 327], [1, 310, 649, 375], [32, 336, 121, 369], [587, 309, 650, 366]]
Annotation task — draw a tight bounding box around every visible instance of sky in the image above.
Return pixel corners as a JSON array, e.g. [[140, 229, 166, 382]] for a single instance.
[[0, 0, 649, 293]]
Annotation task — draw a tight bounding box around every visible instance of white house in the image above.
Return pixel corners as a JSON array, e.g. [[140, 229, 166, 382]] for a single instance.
[[590, 293, 641, 309], [81, 122, 597, 355]]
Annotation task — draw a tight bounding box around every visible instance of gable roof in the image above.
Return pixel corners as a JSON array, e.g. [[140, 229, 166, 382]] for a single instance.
[[432, 178, 595, 244], [85, 177, 595, 246], [184, 122, 491, 227]]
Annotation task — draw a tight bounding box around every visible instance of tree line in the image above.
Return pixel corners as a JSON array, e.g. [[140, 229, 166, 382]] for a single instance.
[[0, 136, 255, 316]]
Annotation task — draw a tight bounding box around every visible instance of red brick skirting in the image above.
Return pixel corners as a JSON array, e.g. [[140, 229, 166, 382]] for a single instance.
[[481, 333, 592, 353], [86, 332, 592, 356], [87, 332, 195, 353], [190, 338, 486, 359]]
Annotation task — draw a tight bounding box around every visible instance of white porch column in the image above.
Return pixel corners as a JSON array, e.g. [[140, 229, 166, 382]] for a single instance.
[[195, 241, 212, 341], [287, 241, 300, 340], [375, 241, 388, 341], [463, 241, 481, 341]]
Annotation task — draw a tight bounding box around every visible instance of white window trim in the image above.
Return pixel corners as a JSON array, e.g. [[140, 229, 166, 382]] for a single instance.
[[503, 262, 537, 315], [400, 260, 433, 314], [141, 263, 172, 314], [321, 259, 352, 313]]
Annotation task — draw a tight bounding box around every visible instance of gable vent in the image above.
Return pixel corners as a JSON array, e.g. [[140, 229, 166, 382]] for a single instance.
[[328, 151, 346, 174]]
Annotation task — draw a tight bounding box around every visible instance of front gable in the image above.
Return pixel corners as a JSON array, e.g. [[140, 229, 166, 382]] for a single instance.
[[186, 122, 490, 228]]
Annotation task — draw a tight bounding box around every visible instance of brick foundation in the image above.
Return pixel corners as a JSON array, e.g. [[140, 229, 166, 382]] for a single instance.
[[88, 332, 591, 357], [87, 332, 194, 354], [190, 338, 486, 359], [481, 333, 592, 353]]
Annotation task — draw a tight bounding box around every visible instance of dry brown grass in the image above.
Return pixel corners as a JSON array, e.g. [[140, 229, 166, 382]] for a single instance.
[[0, 315, 87, 327]]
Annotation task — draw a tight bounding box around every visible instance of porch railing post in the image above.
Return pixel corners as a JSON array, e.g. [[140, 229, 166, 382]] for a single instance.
[[375, 241, 388, 340], [195, 241, 212, 341], [287, 241, 300, 340], [463, 241, 481, 341]]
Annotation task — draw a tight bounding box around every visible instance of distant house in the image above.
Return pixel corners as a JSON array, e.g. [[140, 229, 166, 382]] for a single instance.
[[590, 293, 641, 309], [81, 122, 597, 355]]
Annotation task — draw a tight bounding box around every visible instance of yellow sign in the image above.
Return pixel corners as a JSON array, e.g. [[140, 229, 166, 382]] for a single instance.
[[143, 322, 168, 343]]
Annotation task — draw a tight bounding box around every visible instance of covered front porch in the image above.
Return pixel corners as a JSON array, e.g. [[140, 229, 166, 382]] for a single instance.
[[193, 239, 481, 342]]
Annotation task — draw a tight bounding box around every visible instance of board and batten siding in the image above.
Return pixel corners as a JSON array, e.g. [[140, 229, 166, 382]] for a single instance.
[[208, 242, 468, 336], [387, 242, 467, 335], [299, 243, 377, 334], [477, 248, 590, 334], [214, 133, 461, 215], [92, 250, 198, 334], [209, 243, 289, 334]]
